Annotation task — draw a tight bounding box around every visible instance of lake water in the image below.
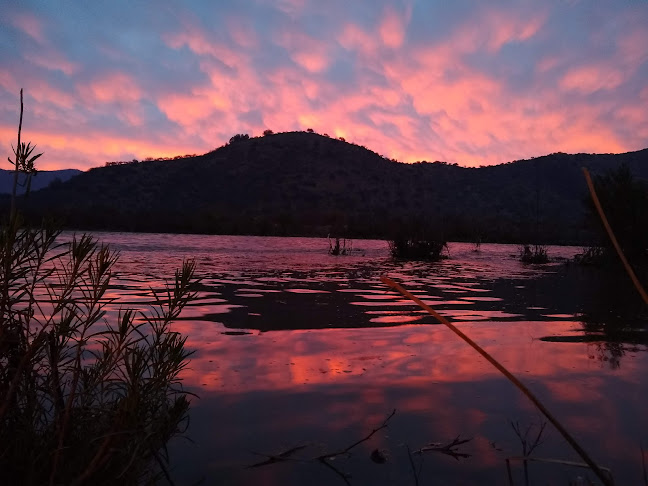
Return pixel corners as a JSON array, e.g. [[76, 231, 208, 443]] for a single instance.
[[82, 232, 648, 485]]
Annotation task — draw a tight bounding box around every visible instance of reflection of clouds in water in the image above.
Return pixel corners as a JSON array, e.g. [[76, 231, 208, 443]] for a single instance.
[[460, 296, 504, 302], [48, 233, 648, 483], [284, 289, 331, 294], [176, 321, 611, 394], [369, 315, 424, 324]]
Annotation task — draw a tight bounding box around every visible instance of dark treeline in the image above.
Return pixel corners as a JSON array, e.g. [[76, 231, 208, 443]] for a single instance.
[[5, 131, 648, 244]]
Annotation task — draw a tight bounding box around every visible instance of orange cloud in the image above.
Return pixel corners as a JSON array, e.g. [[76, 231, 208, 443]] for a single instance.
[[0, 124, 198, 170], [157, 93, 216, 124]]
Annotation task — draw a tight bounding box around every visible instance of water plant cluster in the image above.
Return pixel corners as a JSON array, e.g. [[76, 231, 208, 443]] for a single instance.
[[519, 244, 549, 264], [388, 238, 448, 261]]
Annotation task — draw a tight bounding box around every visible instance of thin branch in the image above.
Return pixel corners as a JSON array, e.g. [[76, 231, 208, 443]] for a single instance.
[[414, 436, 472, 460], [317, 409, 396, 460], [246, 444, 311, 468], [318, 456, 352, 485]]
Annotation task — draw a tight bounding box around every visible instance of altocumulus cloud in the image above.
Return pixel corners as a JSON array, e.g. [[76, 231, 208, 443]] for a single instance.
[[0, 0, 646, 170]]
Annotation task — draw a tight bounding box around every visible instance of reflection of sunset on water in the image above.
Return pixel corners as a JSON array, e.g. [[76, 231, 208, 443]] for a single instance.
[[49, 233, 648, 484], [171, 315, 648, 483], [174, 320, 637, 393]]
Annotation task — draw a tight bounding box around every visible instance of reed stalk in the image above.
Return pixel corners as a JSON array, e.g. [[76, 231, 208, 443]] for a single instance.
[[582, 167, 648, 306], [380, 276, 613, 486]]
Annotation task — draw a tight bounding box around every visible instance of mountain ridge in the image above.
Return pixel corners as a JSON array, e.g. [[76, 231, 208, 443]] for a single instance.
[[8, 131, 648, 244]]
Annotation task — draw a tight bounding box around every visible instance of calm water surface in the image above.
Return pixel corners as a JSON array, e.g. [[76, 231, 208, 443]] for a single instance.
[[77, 232, 648, 485]]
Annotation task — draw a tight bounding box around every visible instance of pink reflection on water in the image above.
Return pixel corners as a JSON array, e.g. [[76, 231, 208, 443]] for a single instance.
[[369, 315, 424, 324], [172, 317, 648, 483], [176, 320, 607, 393], [284, 288, 331, 294]]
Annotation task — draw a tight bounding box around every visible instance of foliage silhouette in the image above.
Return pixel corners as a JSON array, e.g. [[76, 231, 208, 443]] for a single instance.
[[0, 90, 197, 485], [229, 133, 250, 144], [584, 163, 648, 264]]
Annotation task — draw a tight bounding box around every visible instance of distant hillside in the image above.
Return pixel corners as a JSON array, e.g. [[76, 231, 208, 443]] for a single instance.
[[0, 168, 81, 195], [8, 131, 648, 244]]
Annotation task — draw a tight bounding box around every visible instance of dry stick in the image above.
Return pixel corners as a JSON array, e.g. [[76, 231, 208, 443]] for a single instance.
[[380, 276, 613, 486], [582, 167, 648, 306], [318, 409, 396, 459]]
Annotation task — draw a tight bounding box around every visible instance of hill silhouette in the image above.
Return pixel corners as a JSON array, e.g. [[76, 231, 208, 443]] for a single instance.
[[8, 131, 648, 244]]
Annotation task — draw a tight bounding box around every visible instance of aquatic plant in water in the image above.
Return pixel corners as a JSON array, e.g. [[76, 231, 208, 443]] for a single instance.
[[0, 90, 197, 485], [388, 238, 448, 261], [519, 244, 548, 264]]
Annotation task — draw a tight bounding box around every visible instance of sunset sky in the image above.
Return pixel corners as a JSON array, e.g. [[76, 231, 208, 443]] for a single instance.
[[1, 0, 647, 170]]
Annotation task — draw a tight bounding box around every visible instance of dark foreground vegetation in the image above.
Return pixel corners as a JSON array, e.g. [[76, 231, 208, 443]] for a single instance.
[[5, 130, 648, 245], [583, 164, 648, 264], [1, 91, 196, 485]]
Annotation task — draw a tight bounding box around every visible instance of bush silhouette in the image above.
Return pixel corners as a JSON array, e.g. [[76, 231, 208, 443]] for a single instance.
[[1, 90, 197, 485]]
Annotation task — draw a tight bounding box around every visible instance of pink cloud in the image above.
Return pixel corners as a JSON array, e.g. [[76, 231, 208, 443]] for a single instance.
[[338, 24, 378, 55], [560, 65, 624, 94], [0, 69, 19, 93], [274, 0, 307, 18], [292, 51, 329, 73], [27, 81, 76, 109], [442, 8, 547, 56], [78, 73, 142, 104], [274, 30, 331, 73], [379, 6, 409, 49], [3, 2, 645, 171], [483, 9, 546, 52], [226, 16, 259, 49], [24, 50, 78, 76], [10, 12, 46, 43], [157, 92, 218, 125], [165, 29, 242, 69]]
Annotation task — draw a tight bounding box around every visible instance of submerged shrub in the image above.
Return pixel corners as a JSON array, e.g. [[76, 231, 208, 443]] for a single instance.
[[0, 89, 197, 485], [519, 244, 549, 264], [328, 236, 353, 255], [574, 246, 607, 266], [389, 238, 448, 261]]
